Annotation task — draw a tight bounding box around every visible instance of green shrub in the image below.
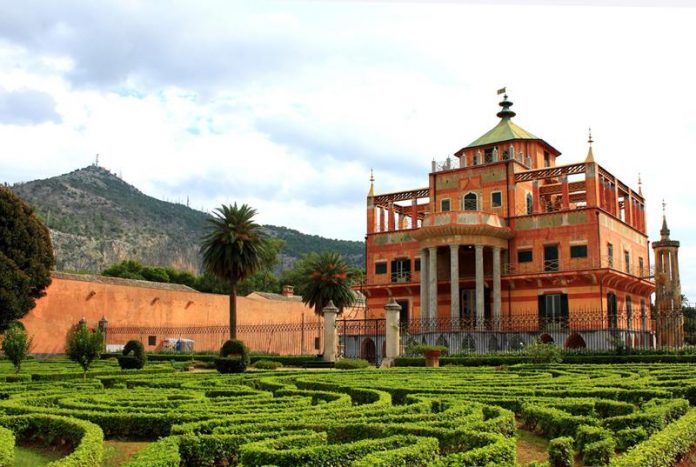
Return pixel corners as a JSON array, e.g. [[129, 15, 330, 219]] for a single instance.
[[65, 322, 104, 379], [521, 404, 596, 438], [525, 341, 562, 364], [611, 408, 696, 467], [0, 426, 14, 467], [335, 358, 370, 370], [118, 340, 146, 370], [0, 414, 103, 466], [252, 360, 282, 370], [548, 436, 574, 467], [575, 425, 611, 453], [125, 435, 181, 466], [1, 323, 31, 374], [615, 427, 647, 451], [584, 438, 615, 466], [215, 339, 250, 374]]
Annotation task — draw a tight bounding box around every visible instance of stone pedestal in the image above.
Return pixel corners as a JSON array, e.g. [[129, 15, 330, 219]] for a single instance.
[[322, 301, 338, 363], [381, 298, 401, 368]]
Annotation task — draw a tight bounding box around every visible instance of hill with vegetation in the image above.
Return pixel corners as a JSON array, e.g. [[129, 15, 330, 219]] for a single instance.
[[10, 165, 364, 274]]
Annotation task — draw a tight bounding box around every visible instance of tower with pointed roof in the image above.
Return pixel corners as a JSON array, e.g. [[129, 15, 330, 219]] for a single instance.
[[361, 90, 657, 356], [652, 202, 683, 346]]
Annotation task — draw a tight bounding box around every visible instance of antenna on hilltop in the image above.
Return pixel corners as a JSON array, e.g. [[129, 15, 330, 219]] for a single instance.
[[95, 154, 100, 167]]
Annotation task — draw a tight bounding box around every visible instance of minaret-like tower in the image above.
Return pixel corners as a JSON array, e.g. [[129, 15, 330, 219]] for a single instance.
[[652, 201, 683, 347]]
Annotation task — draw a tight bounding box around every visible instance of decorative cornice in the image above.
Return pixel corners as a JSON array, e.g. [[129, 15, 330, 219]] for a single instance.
[[411, 224, 514, 241]]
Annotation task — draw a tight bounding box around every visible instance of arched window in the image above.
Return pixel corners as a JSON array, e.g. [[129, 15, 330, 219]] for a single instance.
[[464, 193, 478, 211], [526, 193, 533, 215]]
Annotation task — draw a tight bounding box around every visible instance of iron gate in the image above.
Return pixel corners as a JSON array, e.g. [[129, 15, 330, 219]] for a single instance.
[[338, 319, 386, 365]]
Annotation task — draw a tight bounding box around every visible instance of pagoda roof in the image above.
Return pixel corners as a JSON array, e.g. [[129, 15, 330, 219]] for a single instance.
[[462, 94, 560, 154], [465, 117, 539, 148]]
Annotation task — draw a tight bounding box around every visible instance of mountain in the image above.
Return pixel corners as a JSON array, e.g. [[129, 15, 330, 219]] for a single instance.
[[10, 165, 365, 274]]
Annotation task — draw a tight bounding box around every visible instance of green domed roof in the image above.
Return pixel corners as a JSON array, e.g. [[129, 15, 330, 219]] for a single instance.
[[465, 117, 539, 148], [465, 95, 540, 149]]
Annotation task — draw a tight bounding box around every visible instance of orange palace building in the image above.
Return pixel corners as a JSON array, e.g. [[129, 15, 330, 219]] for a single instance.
[[363, 94, 657, 350]]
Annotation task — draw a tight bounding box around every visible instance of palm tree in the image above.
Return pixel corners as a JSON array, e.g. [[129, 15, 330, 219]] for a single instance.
[[298, 251, 356, 316], [201, 203, 268, 339]]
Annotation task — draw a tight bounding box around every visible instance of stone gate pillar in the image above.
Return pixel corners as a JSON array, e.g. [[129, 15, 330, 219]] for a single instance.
[[381, 298, 401, 368], [323, 301, 338, 363]]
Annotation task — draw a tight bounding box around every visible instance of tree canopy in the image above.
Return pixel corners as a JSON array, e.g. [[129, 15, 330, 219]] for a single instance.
[[294, 251, 356, 315], [200, 203, 269, 338], [0, 187, 54, 331]]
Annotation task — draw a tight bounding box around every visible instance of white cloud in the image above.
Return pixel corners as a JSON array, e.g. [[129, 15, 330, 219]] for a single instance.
[[0, 1, 695, 297]]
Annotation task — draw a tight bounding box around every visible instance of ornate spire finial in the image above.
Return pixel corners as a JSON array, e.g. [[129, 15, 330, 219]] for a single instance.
[[496, 87, 516, 119], [367, 169, 375, 198], [585, 127, 595, 163], [660, 199, 670, 241], [638, 173, 642, 195]]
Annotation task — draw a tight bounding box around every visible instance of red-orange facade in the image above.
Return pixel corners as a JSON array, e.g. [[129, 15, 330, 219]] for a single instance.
[[364, 95, 655, 346]]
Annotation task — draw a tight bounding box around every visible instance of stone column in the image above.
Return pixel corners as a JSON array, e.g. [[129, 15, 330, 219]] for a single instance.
[[387, 202, 396, 231], [450, 245, 460, 321], [411, 198, 418, 229], [561, 176, 570, 210], [493, 246, 501, 330], [475, 244, 484, 330], [532, 181, 541, 213], [420, 249, 429, 319], [381, 298, 401, 368], [428, 246, 438, 321], [322, 301, 338, 362]]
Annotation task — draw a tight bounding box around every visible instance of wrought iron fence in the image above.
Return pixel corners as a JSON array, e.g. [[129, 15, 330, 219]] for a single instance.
[[105, 310, 693, 360], [107, 320, 323, 356], [398, 310, 688, 354]]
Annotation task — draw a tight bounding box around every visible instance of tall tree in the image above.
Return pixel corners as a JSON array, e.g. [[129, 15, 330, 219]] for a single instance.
[[0, 187, 54, 331], [65, 321, 104, 380], [297, 251, 356, 316], [200, 203, 269, 338]]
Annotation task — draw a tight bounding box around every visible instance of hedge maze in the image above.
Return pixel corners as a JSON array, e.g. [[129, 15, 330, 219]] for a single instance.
[[1, 361, 696, 465]]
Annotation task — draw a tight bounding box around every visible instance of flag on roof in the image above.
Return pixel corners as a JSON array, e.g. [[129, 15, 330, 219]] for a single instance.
[[497, 87, 506, 95]]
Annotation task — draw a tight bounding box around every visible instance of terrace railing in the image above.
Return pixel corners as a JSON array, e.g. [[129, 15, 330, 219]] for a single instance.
[[504, 255, 655, 279]]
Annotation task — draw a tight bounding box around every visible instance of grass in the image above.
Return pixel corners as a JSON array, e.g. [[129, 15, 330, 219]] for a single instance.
[[102, 440, 150, 467], [516, 421, 549, 466], [15, 445, 66, 466]]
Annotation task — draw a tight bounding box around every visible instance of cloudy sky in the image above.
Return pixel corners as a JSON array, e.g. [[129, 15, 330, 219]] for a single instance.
[[1, 0, 695, 297]]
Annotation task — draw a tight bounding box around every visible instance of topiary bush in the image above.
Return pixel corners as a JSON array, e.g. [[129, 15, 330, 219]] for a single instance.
[[252, 360, 282, 370], [1, 322, 32, 374], [548, 436, 574, 467], [583, 438, 615, 466], [215, 339, 249, 374], [118, 340, 146, 370], [335, 358, 370, 370]]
